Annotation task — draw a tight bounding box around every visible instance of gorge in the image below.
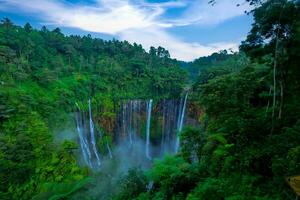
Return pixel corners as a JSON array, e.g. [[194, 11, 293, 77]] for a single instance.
[[75, 94, 190, 169]]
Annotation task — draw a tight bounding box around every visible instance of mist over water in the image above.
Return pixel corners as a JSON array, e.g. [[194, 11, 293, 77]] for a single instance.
[[75, 95, 189, 171]]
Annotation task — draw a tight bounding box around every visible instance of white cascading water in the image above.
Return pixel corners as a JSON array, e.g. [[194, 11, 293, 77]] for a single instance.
[[175, 93, 188, 153], [129, 101, 133, 146], [160, 99, 165, 154], [145, 99, 153, 160], [75, 103, 92, 167], [75, 95, 190, 168], [122, 103, 126, 140], [76, 113, 90, 167], [88, 99, 101, 167], [106, 139, 113, 159], [120, 100, 139, 146]]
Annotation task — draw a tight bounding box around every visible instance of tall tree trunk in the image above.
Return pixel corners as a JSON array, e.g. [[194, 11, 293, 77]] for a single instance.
[[272, 28, 279, 120], [271, 0, 287, 133], [278, 80, 283, 119], [265, 86, 272, 115]]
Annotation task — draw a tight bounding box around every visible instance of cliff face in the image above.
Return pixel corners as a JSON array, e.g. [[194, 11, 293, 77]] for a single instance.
[[98, 112, 116, 136], [186, 101, 203, 127]]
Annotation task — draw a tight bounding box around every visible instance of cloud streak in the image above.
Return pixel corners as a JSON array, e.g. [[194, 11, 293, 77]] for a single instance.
[[166, 0, 250, 27], [120, 26, 239, 61], [0, 0, 248, 61]]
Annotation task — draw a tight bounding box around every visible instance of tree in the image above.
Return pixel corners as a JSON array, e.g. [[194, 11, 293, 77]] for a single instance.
[[24, 23, 32, 33], [0, 18, 13, 29]]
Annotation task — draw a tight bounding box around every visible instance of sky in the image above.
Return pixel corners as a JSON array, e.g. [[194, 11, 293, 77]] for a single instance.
[[0, 0, 253, 61]]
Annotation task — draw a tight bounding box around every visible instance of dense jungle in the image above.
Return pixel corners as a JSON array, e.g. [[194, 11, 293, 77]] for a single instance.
[[0, 0, 300, 199]]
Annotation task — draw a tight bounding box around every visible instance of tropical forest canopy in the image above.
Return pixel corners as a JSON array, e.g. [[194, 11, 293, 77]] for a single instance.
[[0, 0, 300, 199]]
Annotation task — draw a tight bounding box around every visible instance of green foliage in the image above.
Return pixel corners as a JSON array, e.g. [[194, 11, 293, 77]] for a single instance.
[[112, 1, 300, 199], [186, 175, 275, 200], [0, 19, 187, 199], [1, 0, 300, 199], [32, 177, 92, 200], [184, 50, 249, 81], [145, 156, 199, 199], [180, 127, 205, 162], [114, 168, 147, 200]]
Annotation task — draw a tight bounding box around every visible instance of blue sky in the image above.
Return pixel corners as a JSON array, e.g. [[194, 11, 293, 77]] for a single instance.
[[0, 0, 253, 61]]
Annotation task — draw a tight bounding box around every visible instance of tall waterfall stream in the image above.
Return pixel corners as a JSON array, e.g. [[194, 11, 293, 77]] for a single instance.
[[75, 94, 188, 169]]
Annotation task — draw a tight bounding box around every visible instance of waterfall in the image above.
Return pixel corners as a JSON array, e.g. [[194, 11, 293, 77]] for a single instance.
[[74, 95, 190, 167], [75, 103, 92, 167], [160, 99, 165, 155], [175, 93, 188, 153], [106, 138, 113, 159], [122, 103, 126, 140], [88, 99, 101, 167], [75, 111, 91, 167], [145, 99, 153, 160], [129, 101, 133, 145], [118, 100, 144, 145], [159, 99, 178, 155]]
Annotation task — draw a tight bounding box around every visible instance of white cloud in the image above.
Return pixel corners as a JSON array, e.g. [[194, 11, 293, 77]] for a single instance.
[[0, 0, 247, 61], [1, 0, 157, 34], [121, 27, 239, 61], [168, 0, 251, 27]]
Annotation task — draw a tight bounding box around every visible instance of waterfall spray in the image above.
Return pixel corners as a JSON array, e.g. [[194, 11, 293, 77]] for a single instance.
[[160, 99, 165, 155], [146, 99, 153, 160], [129, 101, 133, 146], [88, 99, 101, 167], [106, 138, 113, 159], [75, 112, 91, 167], [175, 93, 188, 153], [75, 103, 92, 167]]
